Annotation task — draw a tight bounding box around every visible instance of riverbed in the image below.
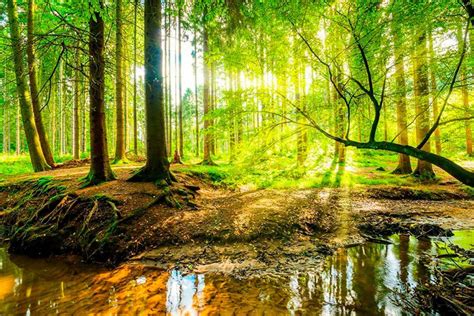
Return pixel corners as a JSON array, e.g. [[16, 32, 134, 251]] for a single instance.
[[1, 230, 472, 315]]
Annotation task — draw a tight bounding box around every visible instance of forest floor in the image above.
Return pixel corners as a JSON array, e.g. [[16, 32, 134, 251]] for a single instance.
[[0, 159, 473, 276]]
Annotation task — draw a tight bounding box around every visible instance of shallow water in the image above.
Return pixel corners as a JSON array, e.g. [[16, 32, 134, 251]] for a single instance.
[[0, 230, 472, 315]]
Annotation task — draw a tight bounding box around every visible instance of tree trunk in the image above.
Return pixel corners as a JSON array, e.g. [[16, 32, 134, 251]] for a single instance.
[[413, 31, 435, 178], [173, 9, 183, 164], [458, 27, 473, 156], [194, 28, 199, 157], [2, 67, 9, 154], [7, 0, 50, 171], [129, 0, 172, 183], [114, 0, 126, 162], [201, 27, 215, 165], [461, 68, 473, 155], [81, 75, 87, 155], [392, 21, 412, 174], [27, 0, 55, 166], [59, 60, 65, 156], [428, 31, 442, 155], [16, 105, 20, 155], [342, 140, 474, 187], [178, 9, 184, 160], [167, 2, 172, 157], [73, 47, 80, 160], [133, 0, 138, 156], [85, 1, 115, 185]]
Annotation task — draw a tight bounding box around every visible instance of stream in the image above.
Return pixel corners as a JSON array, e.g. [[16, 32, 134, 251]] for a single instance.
[[0, 230, 472, 315]]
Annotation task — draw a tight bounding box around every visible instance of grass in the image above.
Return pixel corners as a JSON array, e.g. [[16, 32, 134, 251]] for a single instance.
[[0, 154, 85, 180], [180, 149, 416, 189], [1, 149, 470, 190]]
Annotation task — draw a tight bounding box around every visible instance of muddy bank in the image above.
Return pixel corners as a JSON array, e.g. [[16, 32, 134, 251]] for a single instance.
[[0, 167, 473, 268]]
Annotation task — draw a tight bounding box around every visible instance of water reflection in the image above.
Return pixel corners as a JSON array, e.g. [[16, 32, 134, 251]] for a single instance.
[[0, 230, 471, 315]]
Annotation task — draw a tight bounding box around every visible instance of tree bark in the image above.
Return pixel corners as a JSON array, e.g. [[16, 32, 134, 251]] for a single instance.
[[194, 28, 199, 157], [129, 0, 172, 183], [459, 27, 473, 156], [73, 47, 80, 159], [201, 26, 215, 165], [344, 140, 474, 187], [114, 0, 126, 162], [178, 8, 184, 160], [428, 31, 442, 155], [413, 31, 435, 178], [27, 0, 54, 166], [133, 0, 138, 156], [7, 0, 50, 171], [392, 20, 412, 174], [85, 1, 115, 185]]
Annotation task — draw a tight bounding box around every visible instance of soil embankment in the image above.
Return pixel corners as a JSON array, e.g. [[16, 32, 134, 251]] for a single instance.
[[1, 164, 473, 271]]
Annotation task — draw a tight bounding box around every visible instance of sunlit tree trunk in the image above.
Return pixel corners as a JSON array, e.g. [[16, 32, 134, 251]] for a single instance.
[[133, 0, 138, 156], [16, 105, 20, 155], [392, 20, 412, 174], [429, 30, 441, 155], [27, 0, 54, 166], [85, 0, 115, 185], [458, 26, 473, 156], [7, 0, 50, 171], [178, 8, 184, 160], [129, 0, 172, 182], [173, 8, 183, 163], [59, 60, 65, 156], [413, 31, 435, 178], [114, 0, 126, 162], [201, 27, 215, 165], [194, 28, 199, 157], [167, 1, 172, 157], [81, 76, 87, 155], [73, 47, 80, 160], [2, 67, 9, 154]]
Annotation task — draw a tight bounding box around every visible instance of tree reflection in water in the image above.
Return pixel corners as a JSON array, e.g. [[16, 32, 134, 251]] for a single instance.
[[0, 230, 471, 315]]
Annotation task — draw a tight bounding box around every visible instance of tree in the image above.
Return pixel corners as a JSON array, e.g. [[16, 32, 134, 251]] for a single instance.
[[201, 25, 215, 165], [391, 11, 412, 174], [129, 0, 173, 183], [7, 0, 50, 172], [84, 0, 115, 185], [27, 0, 55, 166], [412, 29, 435, 178], [73, 47, 80, 160], [114, 0, 126, 162]]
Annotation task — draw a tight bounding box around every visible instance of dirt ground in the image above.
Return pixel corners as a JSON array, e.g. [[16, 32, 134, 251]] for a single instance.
[[1, 162, 473, 275]]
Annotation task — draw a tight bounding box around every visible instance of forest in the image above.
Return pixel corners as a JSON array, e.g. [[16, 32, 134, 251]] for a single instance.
[[0, 0, 473, 314]]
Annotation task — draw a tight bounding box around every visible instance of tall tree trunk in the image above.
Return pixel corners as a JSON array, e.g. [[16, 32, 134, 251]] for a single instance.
[[413, 31, 435, 178], [458, 27, 473, 156], [201, 27, 215, 165], [461, 68, 473, 155], [2, 67, 9, 154], [392, 20, 412, 174], [7, 0, 50, 171], [114, 0, 126, 162], [73, 47, 80, 159], [16, 105, 20, 155], [81, 75, 87, 155], [428, 31, 442, 155], [27, 0, 54, 166], [85, 1, 115, 185], [178, 8, 184, 160], [133, 0, 138, 155], [167, 2, 172, 157], [59, 60, 65, 156], [173, 9, 183, 164], [129, 0, 172, 182], [194, 28, 199, 157]]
